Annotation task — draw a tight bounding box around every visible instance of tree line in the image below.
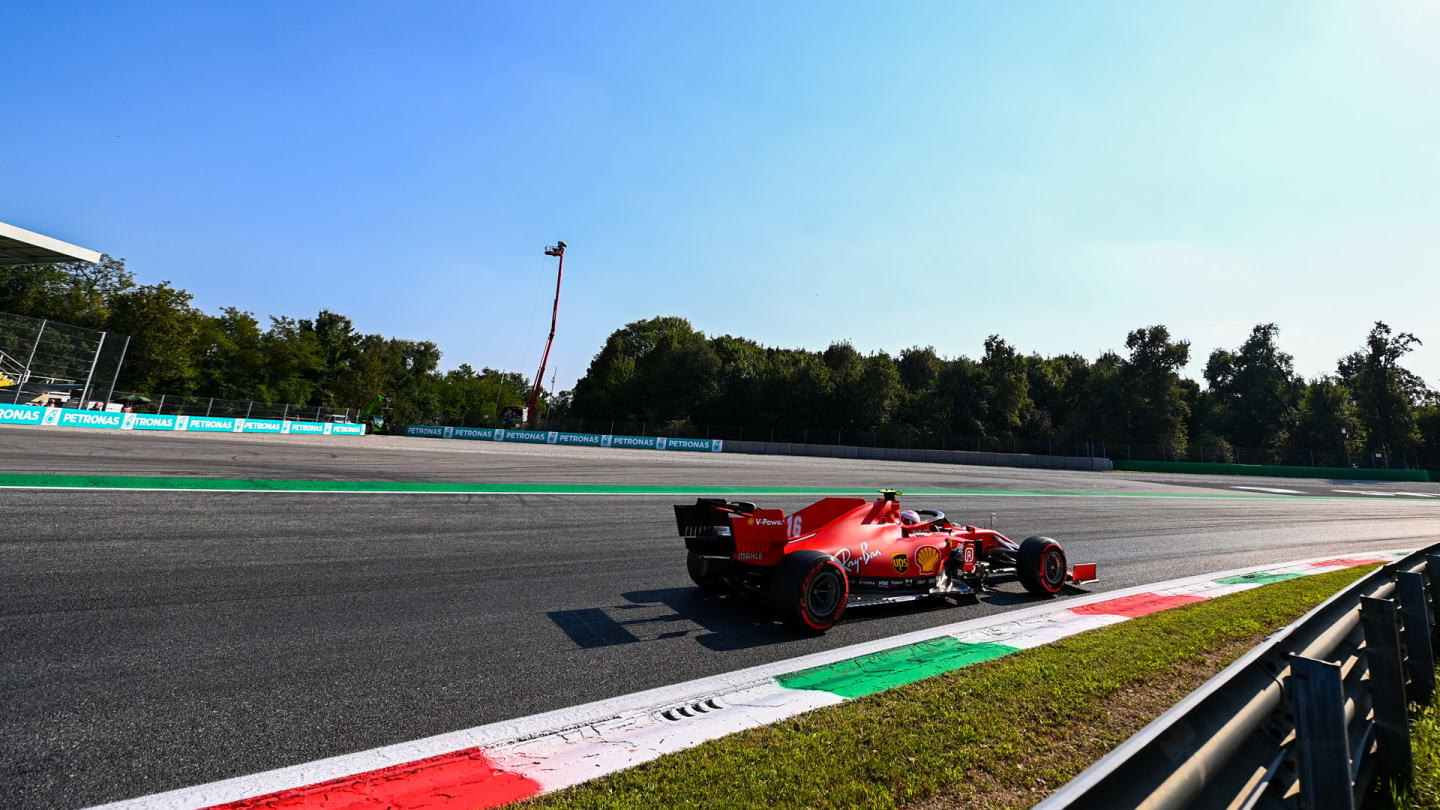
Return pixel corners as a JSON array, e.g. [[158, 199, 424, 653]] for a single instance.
[[568, 316, 1440, 468], [3, 256, 1437, 467], [0, 256, 528, 426]]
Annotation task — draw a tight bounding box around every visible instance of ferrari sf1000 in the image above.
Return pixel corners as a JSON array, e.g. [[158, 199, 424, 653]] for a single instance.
[[675, 490, 1096, 632]]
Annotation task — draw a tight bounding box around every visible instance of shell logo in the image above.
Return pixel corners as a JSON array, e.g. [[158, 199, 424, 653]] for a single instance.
[[915, 545, 942, 574]]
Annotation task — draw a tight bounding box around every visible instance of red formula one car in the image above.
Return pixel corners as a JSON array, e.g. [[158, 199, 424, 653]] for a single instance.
[[675, 490, 1096, 632]]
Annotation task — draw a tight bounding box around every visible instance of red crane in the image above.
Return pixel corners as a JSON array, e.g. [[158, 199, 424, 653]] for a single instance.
[[527, 241, 566, 428]]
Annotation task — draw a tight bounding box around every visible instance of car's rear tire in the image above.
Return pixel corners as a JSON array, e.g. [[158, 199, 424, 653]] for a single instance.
[[768, 550, 849, 632], [1017, 536, 1067, 597], [687, 551, 729, 593]]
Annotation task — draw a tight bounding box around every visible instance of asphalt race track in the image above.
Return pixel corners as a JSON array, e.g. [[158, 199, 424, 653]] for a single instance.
[[3, 427, 1439, 809], [3, 425, 1437, 498]]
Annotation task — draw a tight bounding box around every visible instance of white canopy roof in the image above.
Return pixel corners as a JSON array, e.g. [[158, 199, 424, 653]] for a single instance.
[[0, 220, 102, 266]]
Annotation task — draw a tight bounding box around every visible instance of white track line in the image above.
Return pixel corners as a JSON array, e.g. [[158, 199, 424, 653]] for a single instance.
[[1231, 486, 1303, 494]]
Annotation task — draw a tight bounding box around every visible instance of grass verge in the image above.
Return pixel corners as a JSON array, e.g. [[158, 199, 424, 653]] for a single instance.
[[1386, 703, 1440, 808], [523, 566, 1375, 810]]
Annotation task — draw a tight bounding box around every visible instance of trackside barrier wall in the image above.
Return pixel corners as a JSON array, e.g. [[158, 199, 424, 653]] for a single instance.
[[402, 425, 725, 452], [721, 438, 1114, 472], [401, 426, 1112, 470], [1038, 543, 1440, 810], [0, 403, 362, 436], [1114, 458, 1430, 482]]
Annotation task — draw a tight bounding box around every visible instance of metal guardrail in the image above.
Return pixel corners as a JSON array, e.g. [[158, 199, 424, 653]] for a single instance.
[[1038, 545, 1440, 810]]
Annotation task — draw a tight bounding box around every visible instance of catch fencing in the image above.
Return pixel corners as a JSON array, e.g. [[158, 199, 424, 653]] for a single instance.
[[1, 312, 354, 423], [1039, 544, 1440, 810], [0, 310, 128, 407]]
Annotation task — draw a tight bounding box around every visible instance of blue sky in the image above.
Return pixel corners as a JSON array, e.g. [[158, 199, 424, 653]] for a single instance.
[[5, 1, 1437, 390]]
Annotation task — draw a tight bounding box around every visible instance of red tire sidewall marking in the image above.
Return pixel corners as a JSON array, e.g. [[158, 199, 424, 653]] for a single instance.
[[1039, 544, 1062, 593]]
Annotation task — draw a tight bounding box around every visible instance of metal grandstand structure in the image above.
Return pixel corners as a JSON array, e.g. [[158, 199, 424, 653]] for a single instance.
[[0, 311, 129, 408], [0, 221, 120, 406]]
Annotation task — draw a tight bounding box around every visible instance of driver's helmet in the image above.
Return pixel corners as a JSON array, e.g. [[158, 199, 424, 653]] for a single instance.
[[899, 509, 921, 525]]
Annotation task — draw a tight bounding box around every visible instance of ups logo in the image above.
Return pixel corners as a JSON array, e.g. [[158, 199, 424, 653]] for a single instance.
[[891, 552, 909, 574]]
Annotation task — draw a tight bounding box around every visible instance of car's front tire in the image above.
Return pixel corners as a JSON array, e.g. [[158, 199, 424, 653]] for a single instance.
[[768, 550, 848, 632], [1017, 536, 1067, 597]]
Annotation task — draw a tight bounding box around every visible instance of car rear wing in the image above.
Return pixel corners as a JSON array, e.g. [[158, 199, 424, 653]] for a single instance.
[[674, 498, 788, 565], [673, 498, 756, 538]]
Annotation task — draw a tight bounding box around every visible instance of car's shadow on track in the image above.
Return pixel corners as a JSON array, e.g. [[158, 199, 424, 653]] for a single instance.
[[547, 585, 1070, 652], [548, 588, 800, 651]]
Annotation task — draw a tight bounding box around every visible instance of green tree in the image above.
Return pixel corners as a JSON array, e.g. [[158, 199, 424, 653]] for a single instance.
[[330, 333, 393, 415], [259, 316, 322, 405], [703, 334, 770, 426], [820, 342, 902, 430], [898, 346, 942, 393], [1288, 378, 1365, 467], [932, 356, 986, 437], [302, 310, 362, 405], [979, 335, 1031, 438], [0, 255, 133, 328], [377, 338, 442, 425], [194, 307, 267, 399], [893, 346, 949, 435], [1203, 323, 1302, 450], [849, 352, 902, 430], [1121, 325, 1191, 455], [1065, 351, 1128, 442], [429, 364, 529, 426], [1417, 404, 1440, 468], [1185, 385, 1233, 462], [1023, 353, 1083, 438], [570, 317, 719, 425], [1337, 322, 1430, 459], [820, 341, 865, 428], [106, 282, 203, 393], [763, 349, 834, 429]]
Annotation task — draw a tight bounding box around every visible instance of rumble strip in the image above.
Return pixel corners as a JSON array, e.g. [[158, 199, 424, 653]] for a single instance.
[[86, 552, 1405, 810]]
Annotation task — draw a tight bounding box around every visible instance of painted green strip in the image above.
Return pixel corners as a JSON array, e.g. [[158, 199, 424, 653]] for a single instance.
[[775, 637, 1018, 698], [1215, 572, 1304, 585], [0, 472, 1372, 500]]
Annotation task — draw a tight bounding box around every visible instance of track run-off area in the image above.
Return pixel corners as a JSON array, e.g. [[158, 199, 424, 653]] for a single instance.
[[2, 426, 1439, 809]]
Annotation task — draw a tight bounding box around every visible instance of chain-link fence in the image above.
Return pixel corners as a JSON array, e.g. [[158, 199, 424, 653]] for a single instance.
[[0, 310, 129, 407], [0, 311, 356, 423]]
